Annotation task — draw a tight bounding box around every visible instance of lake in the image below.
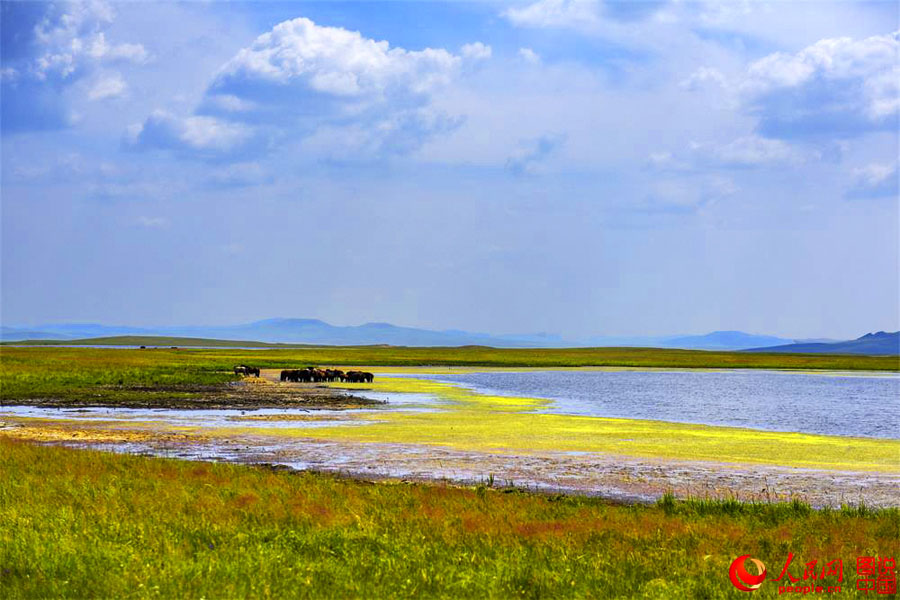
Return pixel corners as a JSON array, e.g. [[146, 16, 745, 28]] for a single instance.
[[403, 369, 900, 439]]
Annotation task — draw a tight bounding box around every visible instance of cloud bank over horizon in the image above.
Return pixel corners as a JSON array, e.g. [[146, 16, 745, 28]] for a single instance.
[[2, 0, 898, 339]]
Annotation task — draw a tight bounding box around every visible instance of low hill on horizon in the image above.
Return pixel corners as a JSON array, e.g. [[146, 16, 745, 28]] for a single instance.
[[746, 331, 900, 356], [0, 319, 885, 352]]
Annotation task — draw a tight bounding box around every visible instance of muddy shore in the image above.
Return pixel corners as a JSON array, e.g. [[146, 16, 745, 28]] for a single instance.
[[0, 375, 383, 411], [2, 418, 898, 508]]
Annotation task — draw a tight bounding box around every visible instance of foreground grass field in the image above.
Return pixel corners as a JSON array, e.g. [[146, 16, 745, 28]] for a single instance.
[[1, 346, 896, 404], [1, 438, 897, 599]]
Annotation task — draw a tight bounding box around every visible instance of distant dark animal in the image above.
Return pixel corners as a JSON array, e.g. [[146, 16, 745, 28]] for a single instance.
[[345, 370, 371, 383], [234, 365, 259, 377], [332, 369, 346, 382], [281, 368, 313, 383]]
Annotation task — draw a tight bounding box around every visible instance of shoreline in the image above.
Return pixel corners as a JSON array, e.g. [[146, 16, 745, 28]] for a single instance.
[[3, 428, 899, 508]]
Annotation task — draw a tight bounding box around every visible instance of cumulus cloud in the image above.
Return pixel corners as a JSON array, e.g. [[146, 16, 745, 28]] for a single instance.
[[461, 42, 492, 62], [135, 17, 478, 159], [125, 110, 256, 156], [210, 18, 461, 103], [1, 0, 148, 133], [31, 0, 148, 80], [740, 31, 899, 139], [846, 161, 899, 199]]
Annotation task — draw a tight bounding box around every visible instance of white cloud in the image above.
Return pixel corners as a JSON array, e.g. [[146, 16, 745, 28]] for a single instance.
[[126, 110, 254, 154], [740, 31, 899, 137], [705, 135, 801, 167], [32, 0, 148, 81], [650, 136, 805, 170], [504, 0, 601, 31], [847, 160, 899, 199], [87, 72, 127, 100], [680, 66, 727, 91], [461, 42, 492, 62], [139, 16, 474, 159], [212, 18, 460, 100], [518, 48, 542, 65], [501, 0, 677, 45]]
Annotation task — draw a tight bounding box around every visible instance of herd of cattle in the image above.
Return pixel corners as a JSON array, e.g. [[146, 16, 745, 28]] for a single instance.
[[280, 368, 374, 383], [232, 365, 374, 383]]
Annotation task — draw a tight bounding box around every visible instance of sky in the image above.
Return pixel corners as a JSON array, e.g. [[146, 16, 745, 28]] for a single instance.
[[1, 0, 898, 339]]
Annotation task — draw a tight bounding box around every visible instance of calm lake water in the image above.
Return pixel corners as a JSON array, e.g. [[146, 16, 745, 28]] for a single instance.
[[410, 370, 900, 440]]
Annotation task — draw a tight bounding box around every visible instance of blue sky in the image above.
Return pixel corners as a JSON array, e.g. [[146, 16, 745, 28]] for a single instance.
[[1, 0, 898, 339]]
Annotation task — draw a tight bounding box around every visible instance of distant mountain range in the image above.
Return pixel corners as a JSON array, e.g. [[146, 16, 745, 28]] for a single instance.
[[0, 319, 563, 348], [745, 331, 900, 356], [1, 319, 896, 354]]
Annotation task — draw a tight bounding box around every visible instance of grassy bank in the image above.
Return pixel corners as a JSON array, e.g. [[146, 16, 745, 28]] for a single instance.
[[1, 438, 897, 599], [1, 346, 896, 405]]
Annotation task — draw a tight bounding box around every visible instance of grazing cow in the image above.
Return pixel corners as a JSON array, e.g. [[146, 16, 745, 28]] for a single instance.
[[281, 369, 313, 383], [332, 369, 346, 382], [345, 370, 369, 383], [363, 372, 374, 383], [234, 365, 248, 376]]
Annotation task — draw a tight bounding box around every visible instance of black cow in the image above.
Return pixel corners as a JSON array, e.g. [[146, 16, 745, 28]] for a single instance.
[[235, 365, 260, 377]]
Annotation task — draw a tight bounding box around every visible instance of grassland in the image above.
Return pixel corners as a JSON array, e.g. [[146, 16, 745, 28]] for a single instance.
[[1, 346, 896, 406], [1, 438, 897, 599]]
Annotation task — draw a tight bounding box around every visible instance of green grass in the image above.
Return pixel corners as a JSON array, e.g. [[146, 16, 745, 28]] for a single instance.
[[1, 438, 897, 599], [1, 346, 896, 405]]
